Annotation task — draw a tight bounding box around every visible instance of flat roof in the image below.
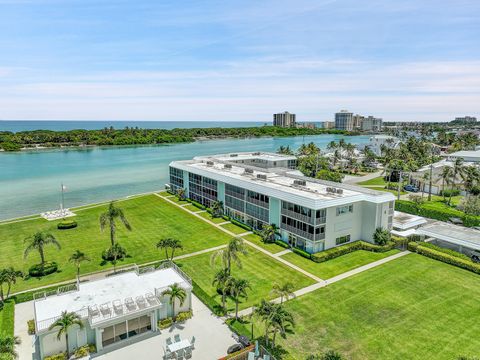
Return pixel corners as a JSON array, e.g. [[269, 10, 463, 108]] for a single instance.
[[417, 222, 480, 250], [171, 154, 394, 209], [448, 150, 480, 159], [35, 267, 190, 330], [393, 211, 427, 230], [195, 151, 297, 162]]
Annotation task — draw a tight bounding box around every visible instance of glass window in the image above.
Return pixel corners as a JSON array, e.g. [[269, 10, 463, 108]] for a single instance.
[[335, 235, 351, 245], [336, 204, 353, 216]]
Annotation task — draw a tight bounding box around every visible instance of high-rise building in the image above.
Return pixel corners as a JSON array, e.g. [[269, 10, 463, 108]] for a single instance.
[[352, 114, 365, 129], [335, 110, 354, 131], [361, 116, 383, 131], [169, 152, 394, 254], [273, 111, 296, 127], [453, 116, 477, 124], [323, 121, 335, 129]]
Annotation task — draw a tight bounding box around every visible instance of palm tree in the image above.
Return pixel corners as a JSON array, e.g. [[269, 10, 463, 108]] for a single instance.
[[162, 283, 187, 321], [108, 243, 127, 273], [277, 145, 293, 155], [212, 269, 230, 312], [227, 277, 250, 319], [254, 299, 275, 346], [48, 311, 84, 356], [463, 166, 480, 197], [210, 237, 248, 275], [448, 158, 466, 205], [269, 304, 295, 347], [156, 238, 183, 261], [24, 232, 61, 268], [438, 166, 453, 201], [373, 227, 391, 245], [69, 250, 90, 286], [270, 281, 296, 304], [260, 224, 280, 243], [0, 267, 23, 302], [211, 200, 224, 218], [99, 201, 131, 248], [0, 334, 21, 359]]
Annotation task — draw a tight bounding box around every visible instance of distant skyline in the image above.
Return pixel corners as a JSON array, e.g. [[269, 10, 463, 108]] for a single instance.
[[0, 0, 479, 122]]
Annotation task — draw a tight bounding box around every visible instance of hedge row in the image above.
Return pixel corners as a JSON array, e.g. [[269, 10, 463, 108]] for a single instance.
[[408, 242, 480, 275], [190, 278, 224, 316], [417, 242, 471, 261], [292, 247, 312, 259], [311, 240, 395, 263], [395, 200, 480, 227], [230, 218, 253, 232], [274, 240, 290, 249]]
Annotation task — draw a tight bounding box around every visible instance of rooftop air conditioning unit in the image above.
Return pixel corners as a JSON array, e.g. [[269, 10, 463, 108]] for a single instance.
[[257, 174, 267, 180], [252, 152, 261, 155], [293, 179, 306, 186], [244, 168, 254, 174], [206, 161, 214, 166], [224, 164, 232, 169], [230, 154, 238, 157], [337, 189, 343, 194]]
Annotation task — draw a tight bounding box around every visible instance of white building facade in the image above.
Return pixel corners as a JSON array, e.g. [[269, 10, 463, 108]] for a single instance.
[[169, 152, 394, 254], [34, 264, 192, 359], [273, 111, 296, 127]]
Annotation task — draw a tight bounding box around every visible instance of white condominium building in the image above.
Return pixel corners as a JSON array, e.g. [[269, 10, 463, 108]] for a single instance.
[[335, 110, 354, 131], [169, 152, 394, 254]]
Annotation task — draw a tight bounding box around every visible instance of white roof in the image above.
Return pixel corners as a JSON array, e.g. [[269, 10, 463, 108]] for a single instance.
[[195, 151, 297, 162], [35, 267, 190, 330], [393, 211, 427, 230], [417, 222, 480, 250], [448, 150, 480, 160], [171, 156, 394, 209]]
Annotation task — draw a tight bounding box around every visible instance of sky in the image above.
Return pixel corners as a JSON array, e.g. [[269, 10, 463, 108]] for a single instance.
[[0, 0, 479, 122]]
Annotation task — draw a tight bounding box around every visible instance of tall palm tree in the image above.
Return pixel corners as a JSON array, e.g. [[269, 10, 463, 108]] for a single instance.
[[212, 269, 230, 312], [210, 237, 248, 275], [156, 238, 183, 261], [260, 224, 280, 243], [211, 200, 224, 218], [99, 201, 131, 248], [448, 158, 467, 205], [270, 304, 295, 347], [0, 334, 21, 359], [24, 232, 61, 268], [438, 166, 453, 201], [0, 267, 23, 302], [69, 250, 90, 286], [162, 283, 187, 321], [48, 311, 84, 356], [227, 277, 250, 319], [463, 166, 480, 197], [270, 281, 296, 304]]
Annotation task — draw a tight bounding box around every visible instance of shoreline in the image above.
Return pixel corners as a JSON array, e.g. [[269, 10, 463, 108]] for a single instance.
[[0, 132, 371, 153]]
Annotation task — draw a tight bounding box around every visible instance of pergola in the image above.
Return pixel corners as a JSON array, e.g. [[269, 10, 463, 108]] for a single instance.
[[417, 222, 480, 252]]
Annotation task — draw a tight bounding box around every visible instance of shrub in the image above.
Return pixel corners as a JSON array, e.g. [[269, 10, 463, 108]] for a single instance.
[[293, 247, 311, 259], [275, 240, 290, 249], [73, 344, 92, 358], [395, 199, 480, 227], [28, 261, 58, 277], [176, 310, 193, 322], [44, 353, 67, 360], [190, 200, 205, 210], [158, 317, 173, 329], [101, 244, 127, 261], [373, 227, 391, 246], [408, 194, 425, 205], [440, 189, 461, 197], [27, 319, 36, 334], [408, 242, 480, 275], [416, 242, 471, 261], [57, 220, 77, 230], [311, 241, 393, 263]]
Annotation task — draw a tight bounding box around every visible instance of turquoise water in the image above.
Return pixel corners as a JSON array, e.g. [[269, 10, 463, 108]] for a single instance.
[[0, 134, 370, 220]]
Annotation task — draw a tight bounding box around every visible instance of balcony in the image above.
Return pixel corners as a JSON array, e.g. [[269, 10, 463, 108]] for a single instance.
[[246, 197, 269, 209], [280, 223, 315, 241]]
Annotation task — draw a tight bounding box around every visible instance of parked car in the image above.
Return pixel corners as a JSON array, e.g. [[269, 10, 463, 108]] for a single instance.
[[471, 250, 480, 263], [403, 184, 419, 192]]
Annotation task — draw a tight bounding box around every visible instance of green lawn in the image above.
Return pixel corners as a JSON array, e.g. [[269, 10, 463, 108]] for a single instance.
[[0, 301, 14, 336], [182, 204, 202, 212], [197, 211, 227, 224], [280, 249, 400, 279], [176, 248, 315, 311], [364, 186, 406, 196], [0, 194, 231, 293], [235, 254, 480, 360], [358, 176, 387, 186], [242, 234, 287, 254], [220, 222, 249, 235]]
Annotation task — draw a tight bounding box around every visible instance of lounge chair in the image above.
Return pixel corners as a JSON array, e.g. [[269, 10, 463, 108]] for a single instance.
[[145, 292, 157, 305], [99, 303, 111, 316], [176, 349, 184, 360], [112, 299, 123, 314], [184, 347, 192, 359], [248, 352, 255, 360], [166, 337, 173, 346], [136, 295, 147, 309], [174, 334, 181, 342]]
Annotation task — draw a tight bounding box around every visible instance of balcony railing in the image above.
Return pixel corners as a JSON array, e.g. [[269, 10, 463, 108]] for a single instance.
[[281, 224, 315, 241], [246, 197, 269, 209]]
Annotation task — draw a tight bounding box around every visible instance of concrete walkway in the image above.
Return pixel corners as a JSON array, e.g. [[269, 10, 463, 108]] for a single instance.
[[274, 249, 293, 257]]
